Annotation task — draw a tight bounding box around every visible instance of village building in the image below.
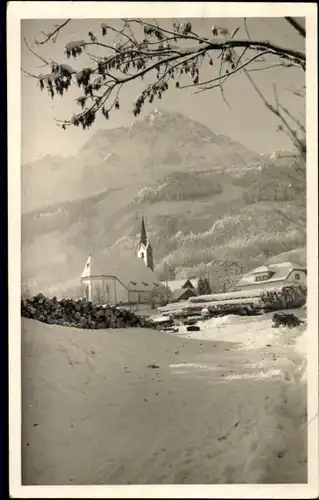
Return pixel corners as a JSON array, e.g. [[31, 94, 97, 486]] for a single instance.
[[81, 216, 159, 305], [233, 261, 307, 292], [161, 278, 198, 303], [170, 287, 198, 303]]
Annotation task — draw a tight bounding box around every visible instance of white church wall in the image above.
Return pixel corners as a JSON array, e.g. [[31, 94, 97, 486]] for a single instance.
[[81, 276, 129, 305], [128, 290, 152, 304], [107, 278, 129, 304], [82, 276, 155, 305], [81, 278, 91, 301]]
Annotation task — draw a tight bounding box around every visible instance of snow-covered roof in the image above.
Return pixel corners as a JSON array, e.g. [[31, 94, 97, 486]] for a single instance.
[[81, 251, 159, 292], [251, 265, 270, 274], [171, 287, 197, 302], [161, 279, 197, 293], [234, 261, 306, 288]]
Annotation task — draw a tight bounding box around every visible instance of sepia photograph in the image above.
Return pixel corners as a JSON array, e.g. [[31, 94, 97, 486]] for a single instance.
[[7, 2, 318, 497]]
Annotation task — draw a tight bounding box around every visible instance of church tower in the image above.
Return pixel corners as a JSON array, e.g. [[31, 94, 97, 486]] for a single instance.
[[137, 215, 154, 271]]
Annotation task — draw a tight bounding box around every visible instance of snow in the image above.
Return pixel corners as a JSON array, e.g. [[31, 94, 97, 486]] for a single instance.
[[147, 108, 161, 124], [171, 314, 278, 350], [22, 314, 308, 485], [58, 63, 76, 74], [295, 329, 307, 355], [65, 40, 86, 50], [153, 315, 172, 324], [167, 314, 308, 483], [221, 369, 283, 381], [170, 313, 307, 355], [103, 152, 112, 162]]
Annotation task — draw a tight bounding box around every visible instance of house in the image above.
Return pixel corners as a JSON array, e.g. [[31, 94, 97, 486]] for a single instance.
[[160, 278, 198, 303], [161, 278, 197, 293], [81, 216, 159, 305], [233, 261, 307, 292], [170, 286, 198, 303]]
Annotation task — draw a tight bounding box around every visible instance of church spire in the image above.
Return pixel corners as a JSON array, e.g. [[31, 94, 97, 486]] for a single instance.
[[137, 215, 154, 271], [140, 214, 147, 246]]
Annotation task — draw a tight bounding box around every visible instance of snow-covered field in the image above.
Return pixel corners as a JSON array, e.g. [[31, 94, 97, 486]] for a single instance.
[[170, 310, 306, 349], [21, 311, 307, 485]]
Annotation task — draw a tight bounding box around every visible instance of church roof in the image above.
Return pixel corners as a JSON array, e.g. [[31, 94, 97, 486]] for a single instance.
[[81, 250, 160, 292]]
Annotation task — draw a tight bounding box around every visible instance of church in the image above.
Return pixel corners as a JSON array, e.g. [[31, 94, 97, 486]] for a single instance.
[[81, 216, 159, 305]]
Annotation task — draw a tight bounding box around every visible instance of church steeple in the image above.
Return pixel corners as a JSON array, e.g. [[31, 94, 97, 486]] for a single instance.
[[140, 215, 147, 246], [137, 215, 154, 271]]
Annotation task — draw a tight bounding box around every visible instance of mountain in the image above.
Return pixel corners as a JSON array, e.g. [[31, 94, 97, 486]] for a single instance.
[[22, 109, 257, 213], [21, 109, 306, 297]]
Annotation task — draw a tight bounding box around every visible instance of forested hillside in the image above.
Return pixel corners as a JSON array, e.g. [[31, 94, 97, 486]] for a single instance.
[[21, 110, 306, 297]]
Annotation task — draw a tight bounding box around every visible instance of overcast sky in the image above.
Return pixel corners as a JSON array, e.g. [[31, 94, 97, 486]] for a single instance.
[[21, 17, 305, 163]]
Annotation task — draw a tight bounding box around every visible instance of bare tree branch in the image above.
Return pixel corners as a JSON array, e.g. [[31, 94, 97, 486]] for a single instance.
[[35, 19, 72, 45], [247, 62, 299, 72], [180, 50, 272, 90], [285, 17, 306, 38], [22, 18, 306, 131], [274, 92, 306, 134], [21, 68, 40, 79], [24, 37, 50, 65], [243, 18, 251, 40]]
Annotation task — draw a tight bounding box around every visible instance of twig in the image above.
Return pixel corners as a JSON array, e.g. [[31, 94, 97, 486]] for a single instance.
[[35, 19, 72, 45], [244, 18, 251, 40], [247, 63, 297, 72], [180, 50, 271, 90], [276, 100, 306, 134], [24, 37, 49, 65], [232, 46, 305, 155], [21, 68, 40, 79]]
